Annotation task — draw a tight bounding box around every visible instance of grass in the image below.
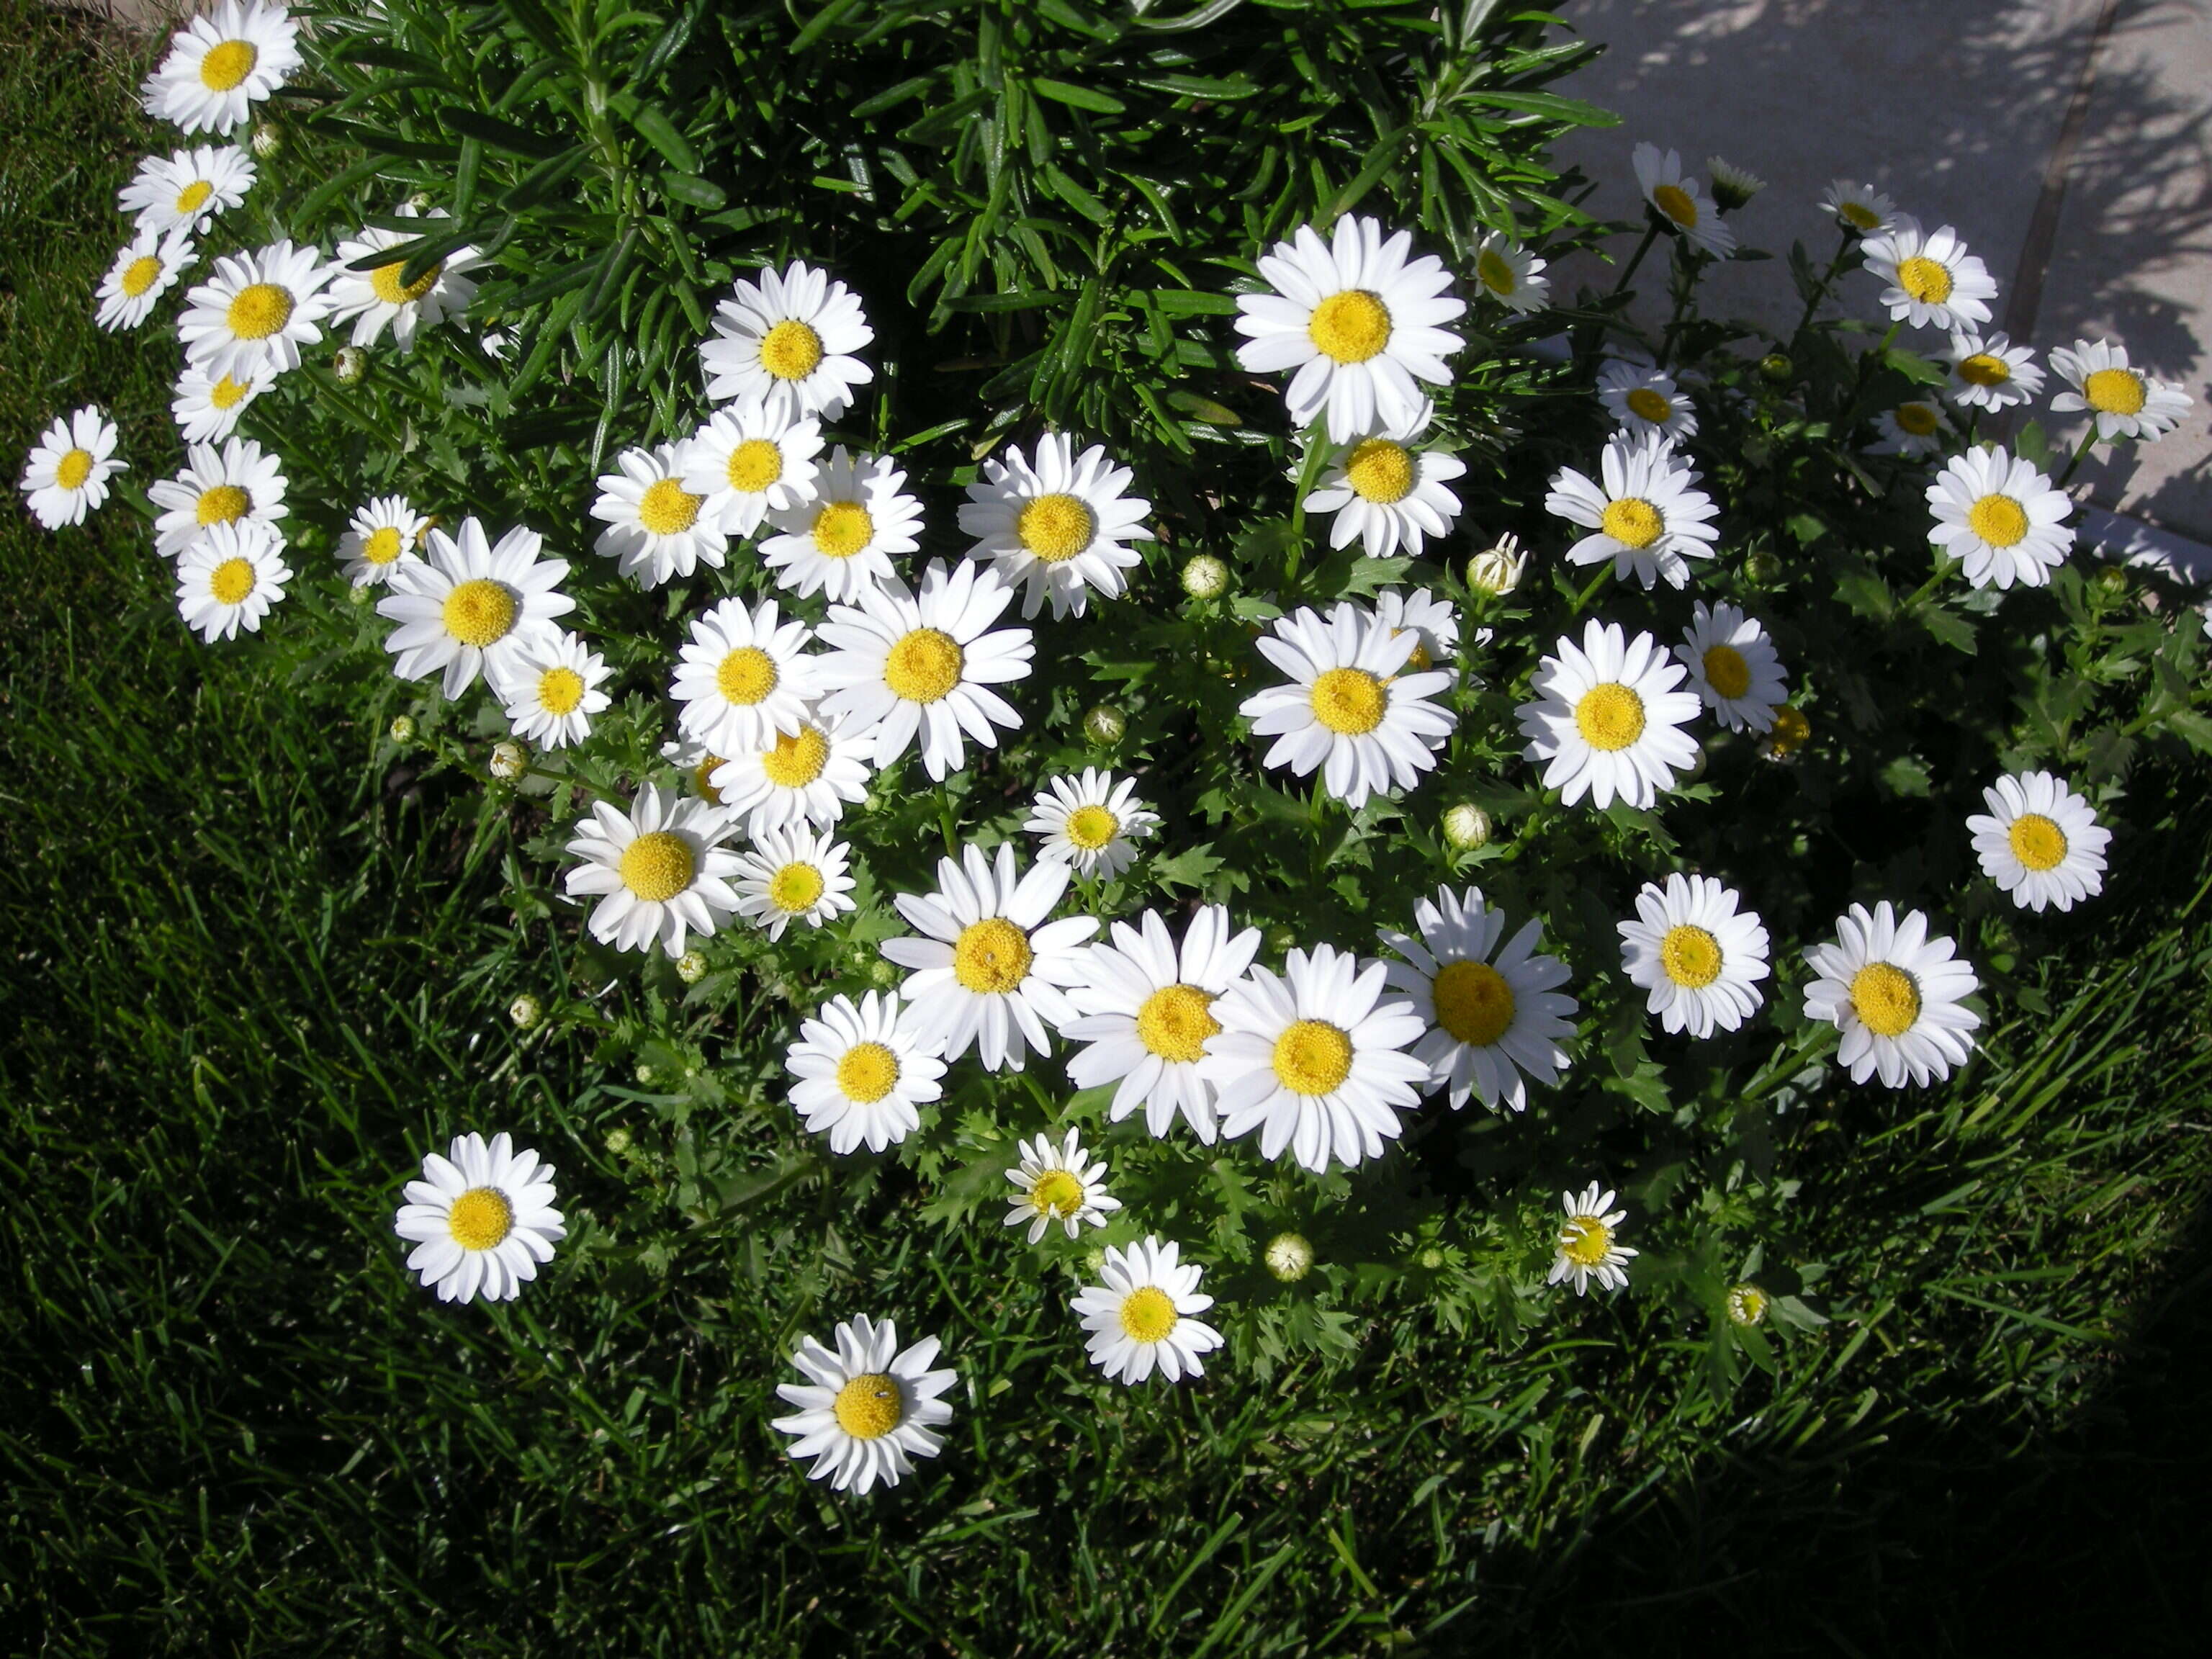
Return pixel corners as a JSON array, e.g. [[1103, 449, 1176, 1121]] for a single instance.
[[4, 1, 2211, 1653]]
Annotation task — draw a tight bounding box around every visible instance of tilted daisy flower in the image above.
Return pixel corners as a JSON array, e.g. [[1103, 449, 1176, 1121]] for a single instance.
[[95, 223, 196, 331], [171, 362, 273, 444], [326, 208, 483, 351], [1964, 771, 2110, 914], [1820, 179, 1898, 237], [1240, 601, 1457, 809], [1802, 901, 1981, 1089], [1704, 155, 1765, 211], [1868, 398, 1951, 459], [1002, 1128, 1121, 1244], [1372, 586, 1462, 676], [175, 519, 289, 643], [1545, 431, 1720, 591], [119, 143, 256, 235], [176, 239, 335, 380], [1632, 144, 1735, 257], [148, 436, 287, 560], [881, 842, 1097, 1071], [1378, 886, 1575, 1113], [708, 711, 873, 838], [1199, 943, 1430, 1174], [1861, 217, 1995, 331], [562, 783, 742, 958], [1062, 905, 1264, 1143], [1072, 1236, 1223, 1385], [141, 0, 301, 135], [377, 516, 574, 698], [1598, 359, 1698, 443], [732, 825, 857, 941], [680, 405, 822, 539], [1471, 229, 1549, 315], [760, 446, 922, 603], [1547, 1182, 1637, 1296], [1674, 601, 1787, 733], [392, 1130, 565, 1306], [1616, 873, 1770, 1038], [771, 1316, 955, 1496], [1232, 214, 1466, 443], [19, 406, 124, 530], [1925, 445, 2073, 591], [1518, 619, 1704, 811], [492, 630, 610, 751], [590, 441, 731, 588], [1024, 769, 1160, 881], [2049, 338, 2195, 444], [1942, 329, 2044, 412], [815, 559, 1033, 782], [1301, 402, 1466, 559], [785, 990, 947, 1155], [958, 431, 1153, 619], [336, 493, 431, 588], [700, 258, 874, 424], [670, 595, 824, 755]]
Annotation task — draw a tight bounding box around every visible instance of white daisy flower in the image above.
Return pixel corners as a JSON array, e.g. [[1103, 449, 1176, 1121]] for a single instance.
[[119, 143, 256, 235], [770, 1315, 956, 1495], [1239, 601, 1456, 809], [141, 0, 301, 135], [958, 431, 1153, 620], [760, 445, 922, 603], [392, 1130, 565, 1306], [1547, 1182, 1637, 1296], [1062, 905, 1264, 1143], [1617, 873, 1770, 1038], [700, 258, 874, 425], [492, 630, 610, 751], [19, 406, 124, 530], [1802, 901, 1981, 1089], [1964, 771, 2110, 913], [660, 736, 737, 812], [1598, 359, 1699, 443], [1868, 397, 1951, 458], [732, 825, 857, 941], [1704, 155, 1766, 211], [1002, 1128, 1122, 1244], [590, 441, 732, 588], [1545, 431, 1720, 591], [377, 516, 575, 698], [326, 207, 482, 351], [680, 405, 823, 539], [786, 990, 947, 1155], [171, 362, 273, 444], [1861, 217, 1996, 331], [1024, 768, 1160, 881], [1470, 229, 1549, 315], [176, 239, 335, 380], [561, 783, 743, 958], [881, 842, 1097, 1072], [1675, 601, 1787, 733], [815, 559, 1034, 783], [94, 223, 196, 331], [1232, 214, 1467, 443], [1301, 402, 1466, 559], [1071, 1236, 1223, 1386], [670, 595, 823, 756], [1925, 445, 2073, 591], [1372, 587, 1462, 675], [707, 712, 873, 838], [147, 436, 287, 560], [1820, 179, 1898, 237], [1942, 329, 2044, 412], [1378, 886, 1576, 1114], [2049, 338, 2195, 444], [1518, 619, 1704, 811], [1631, 144, 1735, 257], [175, 519, 289, 643], [336, 493, 431, 588]]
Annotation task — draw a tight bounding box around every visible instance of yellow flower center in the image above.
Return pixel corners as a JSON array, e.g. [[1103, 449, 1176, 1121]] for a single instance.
[[2008, 812, 2068, 871], [441, 578, 518, 647], [1894, 402, 1941, 436], [758, 318, 824, 381], [1838, 200, 1881, 232], [225, 282, 294, 341], [1894, 255, 1953, 305], [1574, 683, 1645, 751], [835, 1042, 901, 1103], [208, 557, 256, 606], [1431, 959, 1515, 1047], [1475, 247, 1517, 295], [1957, 352, 2010, 387], [1659, 925, 1723, 988], [1017, 492, 1096, 562], [536, 665, 586, 715], [725, 437, 783, 493], [1136, 984, 1220, 1064], [1769, 705, 1811, 753], [1701, 643, 1751, 699], [370, 259, 442, 306], [1271, 1018, 1353, 1095], [361, 525, 404, 566], [953, 917, 1032, 994], [1601, 496, 1664, 549], [197, 483, 251, 526], [619, 831, 695, 903], [1064, 804, 1119, 850], [121, 255, 164, 298], [1848, 962, 1920, 1038], [54, 449, 94, 490], [637, 477, 701, 536], [1966, 493, 2028, 549], [1344, 438, 1415, 504], [199, 38, 258, 91], [446, 1186, 514, 1251], [1402, 637, 1433, 673], [1560, 1214, 1612, 1268], [1118, 1285, 1179, 1344], [2083, 367, 2146, 415], [1028, 1169, 1085, 1218], [884, 627, 963, 703], [767, 861, 824, 914], [755, 727, 827, 790], [832, 1373, 902, 1439], [690, 755, 726, 804], [175, 179, 213, 214], [715, 645, 778, 706], [1624, 387, 1673, 424], [1310, 666, 1386, 735], [209, 374, 251, 409], [1306, 289, 1392, 364], [811, 500, 873, 559], [1651, 182, 1697, 228]]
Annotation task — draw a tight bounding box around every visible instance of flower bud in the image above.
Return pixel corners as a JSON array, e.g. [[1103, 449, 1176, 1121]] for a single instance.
[[1743, 546, 1782, 583], [1416, 1245, 1447, 1272], [675, 950, 709, 985], [1264, 1232, 1315, 1282], [508, 994, 542, 1029], [1758, 352, 1794, 384], [605, 1127, 634, 1155], [634, 1063, 655, 1086], [1442, 802, 1492, 851], [868, 958, 901, 988], [1082, 703, 1127, 745], [1466, 532, 1527, 598], [1082, 1245, 1108, 1275], [346, 582, 372, 606], [248, 121, 284, 159], [1726, 1282, 1769, 1327], [332, 346, 367, 385], [1264, 923, 1298, 955], [489, 739, 529, 781], [1181, 553, 1229, 599], [405, 192, 434, 215], [388, 715, 417, 744]]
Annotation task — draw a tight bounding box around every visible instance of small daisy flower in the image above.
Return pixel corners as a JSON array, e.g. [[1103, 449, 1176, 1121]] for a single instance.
[[1546, 431, 1720, 591], [392, 1130, 565, 1306], [786, 991, 947, 1155], [141, 0, 301, 135], [94, 223, 196, 331], [176, 238, 335, 380], [492, 630, 610, 751], [732, 825, 857, 941], [1868, 398, 1951, 459], [661, 736, 736, 811], [1704, 155, 1765, 211], [377, 516, 575, 698], [175, 519, 289, 642], [1372, 587, 1462, 675], [1240, 601, 1457, 809], [771, 1316, 956, 1496], [1379, 886, 1576, 1114], [1598, 359, 1699, 443], [171, 362, 273, 444], [700, 258, 874, 425], [590, 441, 732, 588], [1617, 873, 1770, 1038], [1518, 620, 1703, 810], [119, 143, 256, 235], [148, 436, 287, 560], [1964, 771, 2110, 913], [19, 406, 124, 530], [680, 405, 823, 539], [1063, 905, 1264, 1143], [336, 493, 431, 588], [1820, 179, 1898, 236], [671, 595, 824, 756], [1470, 229, 1549, 315], [1861, 217, 1996, 331], [1301, 402, 1466, 559], [326, 207, 483, 351], [958, 431, 1154, 619], [1003, 1128, 1122, 1244], [1547, 1182, 1637, 1296], [1675, 601, 1787, 732], [1632, 144, 1735, 257], [708, 712, 873, 838], [1942, 329, 2044, 412], [1024, 769, 1160, 881], [1071, 1236, 1223, 1385], [562, 783, 743, 959], [1232, 214, 1467, 443], [1926, 445, 2074, 591], [2049, 338, 2195, 444], [760, 446, 922, 603], [1802, 901, 1981, 1089]]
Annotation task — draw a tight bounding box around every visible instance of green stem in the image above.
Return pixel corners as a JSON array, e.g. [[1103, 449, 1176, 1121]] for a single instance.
[[2054, 426, 2101, 490], [1610, 218, 1662, 299], [1791, 228, 1855, 340]]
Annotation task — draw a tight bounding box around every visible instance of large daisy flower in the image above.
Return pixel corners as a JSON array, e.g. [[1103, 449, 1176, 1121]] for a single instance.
[[20, 406, 125, 530], [1232, 214, 1466, 443], [95, 224, 196, 331], [1239, 601, 1456, 808], [171, 362, 273, 444], [1964, 771, 2110, 914], [1674, 601, 1787, 732], [1925, 446, 2073, 591], [336, 493, 431, 588], [392, 1130, 565, 1306], [492, 630, 610, 751], [958, 431, 1153, 619], [1517, 620, 1703, 810], [1379, 886, 1575, 1113], [119, 143, 256, 236], [1470, 230, 1549, 315], [175, 520, 289, 643], [1861, 217, 1996, 331], [670, 595, 823, 756], [680, 405, 823, 539], [1545, 431, 1719, 591], [377, 517, 574, 698], [2049, 338, 2195, 443], [590, 441, 731, 588], [1802, 901, 1981, 1089], [708, 712, 873, 839], [176, 239, 334, 380], [148, 435, 287, 560], [1071, 1237, 1223, 1386], [1632, 144, 1735, 257], [760, 446, 922, 603], [1820, 179, 1898, 237], [1024, 769, 1159, 882], [1617, 873, 1770, 1038], [1942, 329, 2044, 413], [1300, 402, 1466, 559], [732, 825, 857, 941], [1002, 1128, 1121, 1244], [326, 207, 482, 351], [771, 1316, 956, 1496], [785, 991, 947, 1155], [699, 258, 874, 424], [1547, 1182, 1637, 1296], [562, 783, 742, 958], [141, 0, 302, 135], [1598, 359, 1699, 444]]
